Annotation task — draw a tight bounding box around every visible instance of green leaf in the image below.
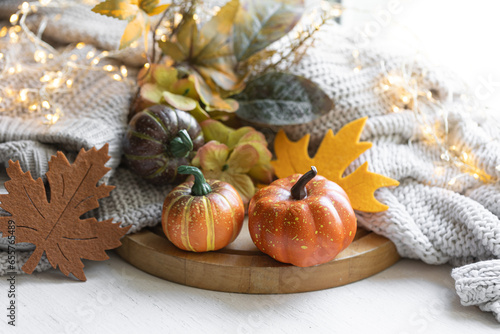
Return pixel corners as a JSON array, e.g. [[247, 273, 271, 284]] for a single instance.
[[162, 91, 197, 111], [140, 83, 163, 103], [159, 0, 242, 93], [233, 72, 334, 126], [190, 72, 237, 112], [188, 102, 211, 123], [91, 0, 139, 21], [201, 119, 234, 144], [153, 66, 178, 89], [234, 0, 304, 61]]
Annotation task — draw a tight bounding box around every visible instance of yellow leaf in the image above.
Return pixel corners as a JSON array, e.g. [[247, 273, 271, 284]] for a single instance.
[[93, 0, 159, 51], [120, 15, 144, 49], [146, 4, 169, 16], [271, 117, 399, 212], [92, 0, 139, 20]]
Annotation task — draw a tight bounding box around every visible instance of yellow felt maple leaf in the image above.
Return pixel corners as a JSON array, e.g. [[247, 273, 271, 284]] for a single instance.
[[92, 0, 169, 50], [271, 117, 399, 212]]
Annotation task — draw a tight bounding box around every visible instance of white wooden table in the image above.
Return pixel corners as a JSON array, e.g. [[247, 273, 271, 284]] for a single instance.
[[3, 0, 500, 332], [4, 255, 500, 333]]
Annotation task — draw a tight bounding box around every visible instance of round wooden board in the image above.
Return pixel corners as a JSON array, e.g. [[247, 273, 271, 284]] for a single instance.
[[116, 220, 400, 294]]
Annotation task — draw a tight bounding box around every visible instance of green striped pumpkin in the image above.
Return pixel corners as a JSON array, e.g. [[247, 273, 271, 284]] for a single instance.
[[123, 105, 204, 185]]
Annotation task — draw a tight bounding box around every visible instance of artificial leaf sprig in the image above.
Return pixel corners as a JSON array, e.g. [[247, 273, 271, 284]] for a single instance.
[[192, 120, 274, 204], [91, 0, 338, 126], [0, 145, 130, 281], [271, 117, 400, 212]]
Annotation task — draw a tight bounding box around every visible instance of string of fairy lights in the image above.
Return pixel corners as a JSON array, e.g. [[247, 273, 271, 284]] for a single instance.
[[346, 6, 500, 187], [0, 0, 498, 187], [0, 0, 133, 124]]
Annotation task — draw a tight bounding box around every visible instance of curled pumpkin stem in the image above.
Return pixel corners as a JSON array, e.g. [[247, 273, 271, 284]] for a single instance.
[[169, 129, 194, 158], [177, 165, 212, 196], [291, 166, 318, 200]]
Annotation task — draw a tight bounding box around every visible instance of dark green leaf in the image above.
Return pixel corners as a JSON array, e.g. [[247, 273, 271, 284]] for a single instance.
[[234, 72, 334, 126]]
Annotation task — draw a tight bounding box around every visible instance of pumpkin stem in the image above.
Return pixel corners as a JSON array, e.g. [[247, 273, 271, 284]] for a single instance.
[[291, 166, 318, 200], [169, 129, 194, 158], [177, 165, 212, 196]]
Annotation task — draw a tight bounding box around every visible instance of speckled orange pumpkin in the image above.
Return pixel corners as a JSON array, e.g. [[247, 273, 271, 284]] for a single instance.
[[162, 166, 244, 252], [248, 167, 357, 267]]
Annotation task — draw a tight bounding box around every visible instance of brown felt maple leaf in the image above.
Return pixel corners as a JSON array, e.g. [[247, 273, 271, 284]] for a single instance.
[[0, 145, 130, 281]]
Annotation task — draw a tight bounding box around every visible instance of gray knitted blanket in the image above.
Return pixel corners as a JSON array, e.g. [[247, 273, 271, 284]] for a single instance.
[[1, 0, 500, 322]]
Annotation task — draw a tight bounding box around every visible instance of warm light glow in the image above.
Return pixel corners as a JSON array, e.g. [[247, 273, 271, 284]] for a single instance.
[[212, 6, 221, 15], [352, 50, 359, 58], [392, 106, 400, 113], [462, 152, 468, 161], [86, 51, 95, 59], [120, 65, 128, 77], [29, 104, 37, 111], [0, 27, 7, 37], [353, 65, 361, 73], [112, 74, 122, 81], [174, 13, 183, 26], [21, 2, 30, 12], [331, 7, 342, 17], [40, 74, 51, 82], [66, 79, 73, 88], [160, 35, 167, 42], [76, 42, 85, 49], [70, 54, 78, 61], [9, 32, 19, 43], [7, 67, 15, 75], [50, 77, 62, 88], [144, 63, 150, 69], [10, 14, 19, 24], [42, 100, 50, 109], [34, 50, 47, 63], [434, 167, 445, 176], [448, 178, 456, 186], [19, 89, 28, 102], [103, 65, 115, 72], [401, 95, 410, 103], [130, 41, 138, 48], [39, 0, 52, 6], [91, 58, 100, 65]]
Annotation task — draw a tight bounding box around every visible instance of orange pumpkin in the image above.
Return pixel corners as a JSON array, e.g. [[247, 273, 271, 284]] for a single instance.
[[162, 166, 244, 252], [248, 166, 356, 267]]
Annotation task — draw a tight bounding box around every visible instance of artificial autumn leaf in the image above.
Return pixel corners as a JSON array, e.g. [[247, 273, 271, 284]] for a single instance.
[[234, 0, 304, 61], [234, 72, 334, 126], [159, 0, 243, 110], [138, 64, 210, 122], [201, 119, 274, 183], [92, 0, 170, 50], [0, 145, 130, 281], [192, 141, 259, 204], [271, 117, 400, 212]]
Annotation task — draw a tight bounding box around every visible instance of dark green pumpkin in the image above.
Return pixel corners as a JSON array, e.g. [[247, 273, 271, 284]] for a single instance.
[[123, 105, 204, 184]]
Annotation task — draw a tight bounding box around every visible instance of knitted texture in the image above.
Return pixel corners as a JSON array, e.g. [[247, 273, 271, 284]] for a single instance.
[[1, 0, 500, 322]]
